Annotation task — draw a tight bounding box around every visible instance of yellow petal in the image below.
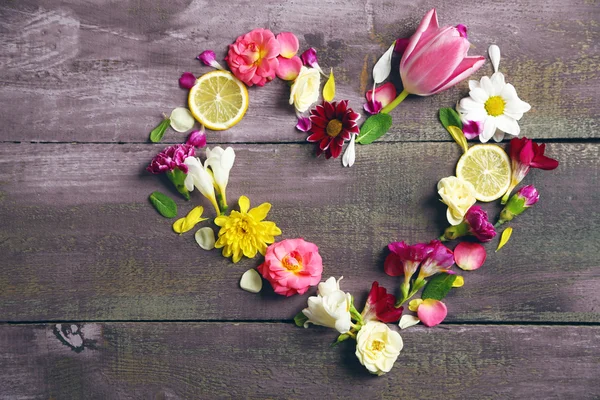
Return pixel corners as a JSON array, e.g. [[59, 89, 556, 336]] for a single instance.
[[214, 216, 228, 226], [173, 206, 207, 234], [186, 206, 204, 223], [248, 202, 271, 221], [172, 217, 187, 234], [238, 195, 250, 214], [447, 125, 468, 154], [323, 69, 335, 102], [452, 276, 464, 288], [408, 299, 423, 312], [496, 227, 513, 252]]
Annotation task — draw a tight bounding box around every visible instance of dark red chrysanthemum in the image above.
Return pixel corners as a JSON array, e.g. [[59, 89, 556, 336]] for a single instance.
[[307, 100, 360, 159]]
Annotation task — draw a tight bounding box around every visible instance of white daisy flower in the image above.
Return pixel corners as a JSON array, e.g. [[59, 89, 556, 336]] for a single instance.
[[456, 46, 531, 143]]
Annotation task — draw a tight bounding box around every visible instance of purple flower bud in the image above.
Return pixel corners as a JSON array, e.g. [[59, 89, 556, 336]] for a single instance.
[[295, 117, 312, 132], [179, 72, 196, 89], [456, 24, 468, 39], [146, 144, 195, 175], [394, 38, 410, 54], [300, 48, 319, 68], [462, 120, 482, 139], [186, 129, 207, 148], [517, 185, 539, 207], [465, 206, 497, 242], [197, 50, 224, 70], [363, 98, 383, 115]]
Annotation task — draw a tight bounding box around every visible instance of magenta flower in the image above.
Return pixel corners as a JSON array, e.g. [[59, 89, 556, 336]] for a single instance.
[[295, 116, 312, 132], [306, 100, 360, 159], [300, 48, 321, 70], [197, 50, 224, 70], [440, 205, 497, 242], [179, 72, 196, 89], [416, 240, 454, 282], [462, 120, 483, 140], [385, 241, 432, 302], [399, 9, 485, 97], [497, 185, 540, 226], [186, 129, 207, 148], [361, 281, 403, 323], [502, 137, 559, 204], [147, 144, 195, 200]]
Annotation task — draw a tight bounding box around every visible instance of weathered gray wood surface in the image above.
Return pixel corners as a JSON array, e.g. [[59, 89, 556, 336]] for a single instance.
[[1, 323, 599, 399], [0, 0, 598, 144], [1, 0, 599, 398]]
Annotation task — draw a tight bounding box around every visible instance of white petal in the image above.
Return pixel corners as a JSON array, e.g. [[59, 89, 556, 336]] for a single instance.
[[195, 227, 216, 250], [342, 134, 356, 167], [480, 76, 494, 96], [399, 315, 421, 329], [458, 97, 484, 112], [468, 79, 481, 91], [490, 72, 506, 95], [492, 130, 506, 142], [464, 109, 488, 122], [373, 42, 396, 84], [469, 88, 489, 103], [495, 115, 521, 136], [480, 116, 497, 143], [240, 269, 262, 293], [446, 208, 464, 226], [170, 107, 195, 132], [500, 83, 519, 101], [489, 44, 501, 73]]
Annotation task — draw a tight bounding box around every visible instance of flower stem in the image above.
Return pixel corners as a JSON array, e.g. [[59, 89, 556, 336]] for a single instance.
[[381, 89, 409, 114]]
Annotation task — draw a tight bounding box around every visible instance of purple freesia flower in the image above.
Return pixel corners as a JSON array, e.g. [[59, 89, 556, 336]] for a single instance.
[[146, 144, 195, 175], [465, 206, 497, 242], [416, 240, 454, 281]]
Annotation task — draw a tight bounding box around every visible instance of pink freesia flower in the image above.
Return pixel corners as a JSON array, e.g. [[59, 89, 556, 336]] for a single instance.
[[416, 240, 454, 281], [277, 32, 299, 58], [276, 55, 302, 81], [146, 144, 195, 174], [257, 238, 323, 296], [179, 72, 196, 89], [462, 120, 483, 139], [365, 82, 397, 114], [464, 206, 497, 242], [226, 28, 281, 87], [295, 116, 312, 132], [454, 242, 486, 271], [196, 50, 224, 70], [502, 137, 559, 203], [400, 9, 485, 96], [186, 129, 206, 148], [416, 299, 447, 327], [361, 282, 403, 323], [498, 185, 540, 225], [385, 241, 432, 301]]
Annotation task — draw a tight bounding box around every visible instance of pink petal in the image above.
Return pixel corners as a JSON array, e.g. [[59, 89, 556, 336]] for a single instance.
[[462, 120, 482, 139], [417, 299, 447, 327], [431, 55, 486, 94], [363, 99, 382, 115], [276, 55, 302, 81], [455, 24, 468, 38], [300, 48, 319, 68], [366, 82, 397, 107], [296, 117, 312, 132], [394, 38, 410, 54], [402, 8, 440, 66], [454, 242, 487, 271], [276, 32, 299, 58], [178, 72, 196, 89]]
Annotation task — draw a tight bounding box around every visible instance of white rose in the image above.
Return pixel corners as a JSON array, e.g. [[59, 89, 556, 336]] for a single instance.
[[355, 321, 403, 376], [437, 176, 477, 226], [289, 66, 321, 113], [301, 277, 352, 334]]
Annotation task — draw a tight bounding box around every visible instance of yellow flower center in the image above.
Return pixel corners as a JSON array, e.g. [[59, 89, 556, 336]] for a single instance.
[[370, 339, 385, 352], [326, 119, 343, 137], [484, 96, 506, 117], [282, 251, 303, 273]]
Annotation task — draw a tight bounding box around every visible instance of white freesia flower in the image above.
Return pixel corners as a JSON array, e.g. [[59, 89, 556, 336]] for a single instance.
[[205, 146, 235, 204], [457, 46, 531, 143], [302, 276, 352, 334], [438, 176, 477, 226], [355, 321, 403, 376], [289, 66, 321, 113], [184, 157, 220, 214]]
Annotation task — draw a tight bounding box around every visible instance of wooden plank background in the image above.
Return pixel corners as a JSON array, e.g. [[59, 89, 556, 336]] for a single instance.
[[0, 0, 599, 398]]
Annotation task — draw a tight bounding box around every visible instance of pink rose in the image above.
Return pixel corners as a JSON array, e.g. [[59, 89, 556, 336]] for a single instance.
[[225, 28, 280, 87], [257, 238, 323, 296]]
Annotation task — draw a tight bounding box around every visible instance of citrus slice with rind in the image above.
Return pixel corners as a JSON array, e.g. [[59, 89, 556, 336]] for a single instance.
[[188, 70, 249, 131], [456, 144, 511, 202]]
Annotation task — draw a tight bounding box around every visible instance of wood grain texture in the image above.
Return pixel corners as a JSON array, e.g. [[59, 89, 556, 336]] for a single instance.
[[0, 0, 598, 143], [1, 322, 599, 399], [1, 142, 598, 322]]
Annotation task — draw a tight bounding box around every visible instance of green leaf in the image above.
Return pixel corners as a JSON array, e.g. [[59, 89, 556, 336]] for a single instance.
[[293, 311, 308, 327], [149, 118, 170, 143], [356, 113, 393, 144], [149, 191, 178, 218], [422, 273, 457, 301], [439, 108, 463, 130]]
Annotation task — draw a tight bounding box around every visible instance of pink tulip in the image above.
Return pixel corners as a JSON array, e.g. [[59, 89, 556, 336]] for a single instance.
[[399, 9, 485, 96]]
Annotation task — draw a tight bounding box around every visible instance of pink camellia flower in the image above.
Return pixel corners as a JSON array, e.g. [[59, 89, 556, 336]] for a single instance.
[[400, 9, 485, 96], [361, 281, 403, 323], [179, 72, 196, 89], [385, 241, 432, 302], [257, 238, 323, 296], [415, 240, 454, 282], [364, 82, 397, 114], [502, 137, 559, 204], [497, 185, 540, 226], [226, 28, 280, 87], [440, 205, 496, 242], [146, 144, 195, 175], [197, 50, 224, 70]]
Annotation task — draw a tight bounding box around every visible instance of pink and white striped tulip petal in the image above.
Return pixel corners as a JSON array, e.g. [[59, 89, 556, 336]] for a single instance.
[[277, 32, 299, 59], [417, 299, 447, 327], [402, 8, 440, 64], [454, 242, 487, 271], [432, 56, 486, 95], [366, 82, 397, 108], [276, 56, 302, 81]]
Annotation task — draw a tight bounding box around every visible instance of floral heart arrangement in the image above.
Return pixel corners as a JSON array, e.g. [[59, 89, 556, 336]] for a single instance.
[[144, 8, 558, 375]]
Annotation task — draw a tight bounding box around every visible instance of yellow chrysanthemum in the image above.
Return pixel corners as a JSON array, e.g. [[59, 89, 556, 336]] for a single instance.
[[214, 195, 282, 263]]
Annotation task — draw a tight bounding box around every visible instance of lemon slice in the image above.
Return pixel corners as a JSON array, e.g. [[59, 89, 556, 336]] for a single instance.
[[456, 144, 511, 202], [188, 70, 249, 131]]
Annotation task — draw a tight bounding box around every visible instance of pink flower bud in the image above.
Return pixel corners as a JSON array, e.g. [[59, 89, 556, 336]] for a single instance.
[[197, 50, 224, 70], [300, 47, 319, 69], [517, 185, 540, 207], [186, 129, 206, 148], [464, 206, 497, 242], [179, 72, 196, 89]]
